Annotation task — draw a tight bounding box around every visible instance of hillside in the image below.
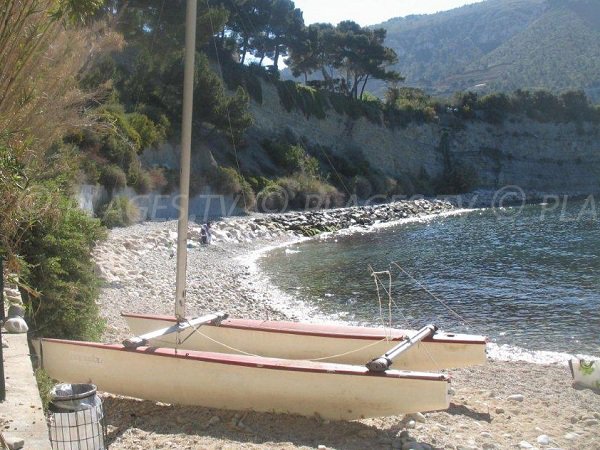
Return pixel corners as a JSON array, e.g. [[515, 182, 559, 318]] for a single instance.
[[372, 0, 600, 100]]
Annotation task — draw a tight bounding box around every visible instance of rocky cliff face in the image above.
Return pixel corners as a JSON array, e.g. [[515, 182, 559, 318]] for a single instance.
[[250, 81, 600, 195]]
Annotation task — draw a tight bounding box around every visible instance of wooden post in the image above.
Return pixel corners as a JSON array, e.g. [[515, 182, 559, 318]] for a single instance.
[[0, 256, 5, 401]]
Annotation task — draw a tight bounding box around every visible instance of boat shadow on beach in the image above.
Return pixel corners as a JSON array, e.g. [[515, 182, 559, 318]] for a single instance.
[[101, 396, 436, 449], [447, 402, 491, 422]]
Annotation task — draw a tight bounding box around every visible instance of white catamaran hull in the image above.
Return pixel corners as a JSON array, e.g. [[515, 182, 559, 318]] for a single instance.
[[38, 338, 450, 420], [123, 313, 487, 370]]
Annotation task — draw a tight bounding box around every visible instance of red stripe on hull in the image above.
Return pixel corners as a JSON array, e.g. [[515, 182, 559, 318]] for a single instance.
[[42, 338, 449, 382], [121, 312, 486, 345]]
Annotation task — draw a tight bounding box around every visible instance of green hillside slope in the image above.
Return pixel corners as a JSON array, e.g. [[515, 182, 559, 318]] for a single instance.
[[373, 0, 600, 100]]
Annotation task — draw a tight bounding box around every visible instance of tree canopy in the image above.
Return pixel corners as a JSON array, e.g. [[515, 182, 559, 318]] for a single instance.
[[286, 21, 402, 99]]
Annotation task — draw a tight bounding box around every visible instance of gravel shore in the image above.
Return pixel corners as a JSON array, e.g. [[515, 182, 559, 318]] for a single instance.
[[93, 200, 600, 450]]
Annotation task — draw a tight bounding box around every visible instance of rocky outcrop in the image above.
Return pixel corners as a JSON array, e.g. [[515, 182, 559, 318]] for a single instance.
[[258, 198, 453, 237], [250, 80, 600, 195]]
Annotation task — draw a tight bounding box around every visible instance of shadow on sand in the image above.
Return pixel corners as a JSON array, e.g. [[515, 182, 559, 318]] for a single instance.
[[447, 402, 491, 423], [102, 396, 437, 449]]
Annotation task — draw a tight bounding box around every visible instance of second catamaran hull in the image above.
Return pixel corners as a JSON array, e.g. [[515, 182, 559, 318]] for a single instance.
[[123, 313, 487, 370], [38, 338, 450, 420]]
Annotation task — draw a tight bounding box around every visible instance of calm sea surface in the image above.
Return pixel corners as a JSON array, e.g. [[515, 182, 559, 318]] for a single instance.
[[260, 200, 600, 356]]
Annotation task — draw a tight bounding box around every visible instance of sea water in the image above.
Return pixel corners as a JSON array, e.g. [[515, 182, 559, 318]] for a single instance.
[[259, 199, 600, 360]]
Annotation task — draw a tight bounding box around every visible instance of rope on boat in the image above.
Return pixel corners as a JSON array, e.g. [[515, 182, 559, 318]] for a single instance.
[[370, 267, 393, 340], [370, 268, 440, 369], [158, 319, 392, 362]]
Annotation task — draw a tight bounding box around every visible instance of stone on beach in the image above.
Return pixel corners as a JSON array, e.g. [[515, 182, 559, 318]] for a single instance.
[[4, 317, 28, 333], [3, 436, 25, 450], [536, 434, 550, 445], [507, 394, 525, 402]]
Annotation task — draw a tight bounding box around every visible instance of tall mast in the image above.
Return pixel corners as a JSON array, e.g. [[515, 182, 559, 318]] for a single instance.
[[175, 0, 197, 322]]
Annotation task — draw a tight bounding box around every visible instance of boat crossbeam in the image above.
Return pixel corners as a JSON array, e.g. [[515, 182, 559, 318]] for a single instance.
[[366, 324, 438, 372], [123, 312, 228, 349]]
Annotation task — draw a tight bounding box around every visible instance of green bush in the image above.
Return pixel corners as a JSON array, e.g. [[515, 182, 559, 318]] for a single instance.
[[411, 168, 435, 196], [276, 81, 327, 119], [451, 89, 600, 124], [99, 164, 127, 191], [127, 161, 153, 194], [222, 61, 264, 104], [20, 196, 106, 340], [209, 166, 256, 211], [132, 169, 153, 194], [127, 112, 168, 150], [76, 102, 170, 193], [262, 140, 320, 176], [247, 175, 274, 194], [383, 88, 441, 127], [275, 174, 345, 210], [368, 174, 401, 197], [100, 196, 140, 228]]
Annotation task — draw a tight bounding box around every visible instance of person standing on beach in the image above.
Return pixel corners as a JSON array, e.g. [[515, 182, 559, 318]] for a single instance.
[[200, 221, 212, 245]]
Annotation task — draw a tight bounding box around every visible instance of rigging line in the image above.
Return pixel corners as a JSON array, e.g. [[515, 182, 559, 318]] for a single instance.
[[370, 267, 390, 337], [390, 260, 484, 334], [205, 0, 248, 210], [372, 266, 440, 368], [372, 273, 412, 330], [155, 320, 392, 362]]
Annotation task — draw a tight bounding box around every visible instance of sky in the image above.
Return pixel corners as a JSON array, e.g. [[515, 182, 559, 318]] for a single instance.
[[292, 0, 486, 26]]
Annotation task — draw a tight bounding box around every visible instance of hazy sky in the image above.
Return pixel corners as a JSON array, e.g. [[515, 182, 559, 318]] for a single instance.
[[293, 0, 486, 26]]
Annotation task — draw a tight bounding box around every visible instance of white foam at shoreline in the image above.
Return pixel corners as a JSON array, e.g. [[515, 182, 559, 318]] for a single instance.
[[487, 343, 599, 365]]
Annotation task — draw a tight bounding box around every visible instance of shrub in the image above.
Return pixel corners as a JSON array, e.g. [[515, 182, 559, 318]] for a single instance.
[[127, 112, 168, 150], [148, 167, 169, 193], [383, 87, 440, 127], [127, 161, 153, 194], [100, 196, 140, 228], [263, 140, 320, 176], [209, 166, 256, 211], [276, 174, 345, 210], [247, 175, 274, 194], [321, 148, 371, 178], [132, 169, 153, 194], [99, 164, 127, 191], [478, 93, 511, 124], [276, 81, 327, 119], [222, 61, 264, 104], [20, 196, 106, 340]]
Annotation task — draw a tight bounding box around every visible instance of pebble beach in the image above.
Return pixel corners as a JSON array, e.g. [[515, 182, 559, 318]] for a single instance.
[[92, 200, 600, 450]]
